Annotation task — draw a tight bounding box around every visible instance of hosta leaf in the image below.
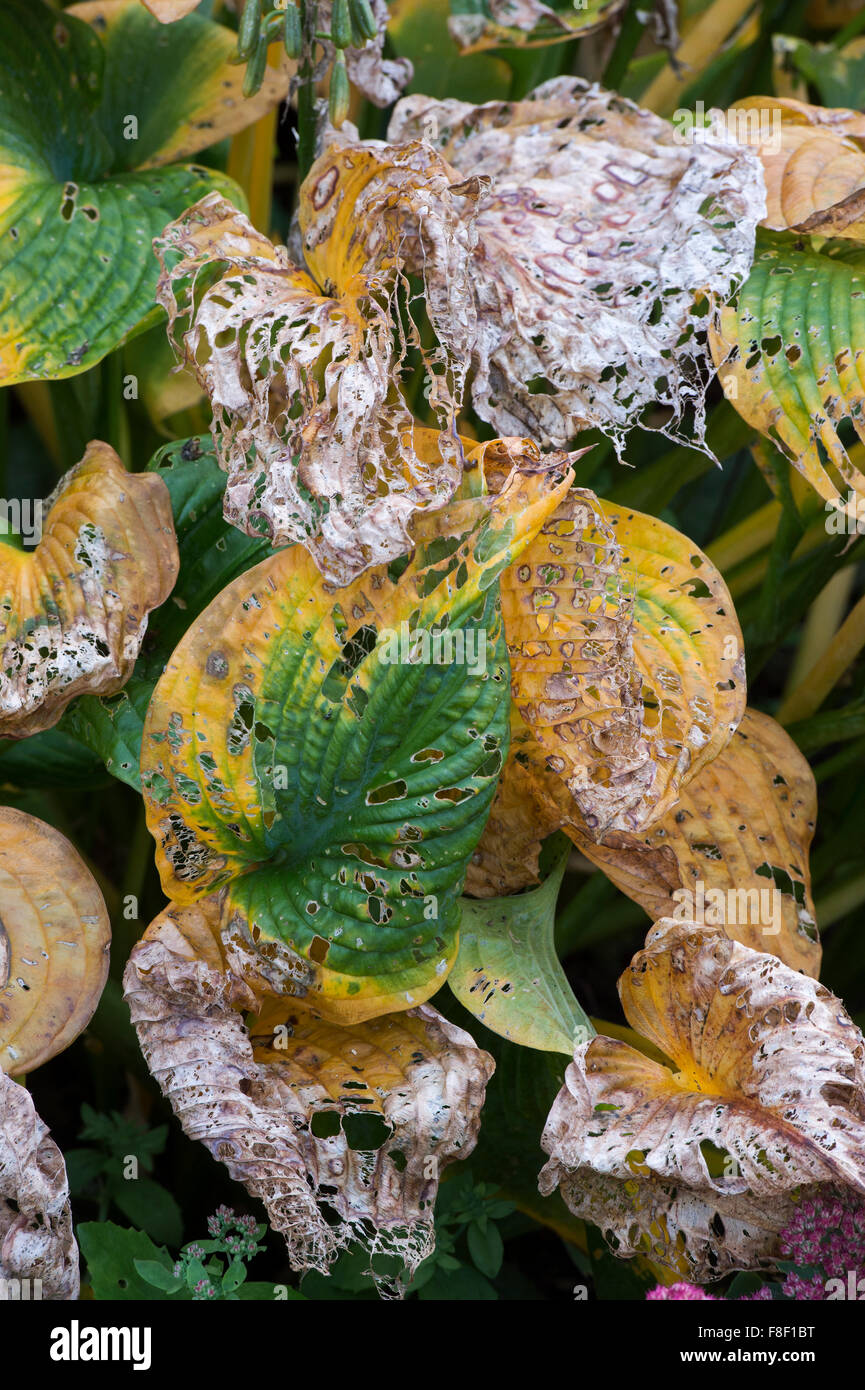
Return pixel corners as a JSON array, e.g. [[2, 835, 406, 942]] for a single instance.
[[570, 708, 820, 976], [0, 441, 178, 739], [730, 95, 865, 142], [387, 0, 512, 105], [450, 840, 592, 1054], [139, 0, 201, 21], [1, 1070, 78, 1299], [540, 918, 865, 1280], [731, 108, 865, 238], [775, 35, 865, 110], [156, 162, 481, 582], [499, 492, 746, 837], [389, 79, 764, 452], [124, 896, 493, 1280], [710, 231, 865, 518], [0, 0, 252, 384], [69, 1, 290, 170], [0, 807, 110, 1074], [447, 0, 626, 52], [141, 453, 572, 1021]]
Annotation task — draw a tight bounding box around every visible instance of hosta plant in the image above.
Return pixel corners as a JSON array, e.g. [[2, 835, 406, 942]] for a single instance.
[[2, 0, 865, 1316]]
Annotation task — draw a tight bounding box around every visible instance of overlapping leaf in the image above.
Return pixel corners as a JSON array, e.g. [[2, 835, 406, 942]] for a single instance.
[[156, 146, 482, 582], [492, 492, 745, 845], [124, 895, 494, 1282], [710, 231, 865, 520], [389, 78, 764, 452], [570, 709, 820, 976], [0, 441, 178, 738], [0, 0, 273, 384], [141, 448, 573, 1022], [0, 808, 111, 1074], [540, 918, 865, 1280]]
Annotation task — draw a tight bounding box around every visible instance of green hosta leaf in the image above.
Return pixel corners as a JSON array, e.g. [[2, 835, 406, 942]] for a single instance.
[[710, 231, 865, 518], [0, 0, 249, 384], [447, 0, 626, 52], [61, 436, 272, 789], [141, 466, 571, 1021], [450, 841, 592, 1053]]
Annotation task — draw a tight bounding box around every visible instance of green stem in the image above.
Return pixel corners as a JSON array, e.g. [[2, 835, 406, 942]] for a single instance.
[[296, 0, 318, 185], [815, 872, 865, 931]]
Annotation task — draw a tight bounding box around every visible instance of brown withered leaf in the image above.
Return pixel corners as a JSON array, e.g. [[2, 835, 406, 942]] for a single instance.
[[388, 78, 764, 453], [0, 808, 111, 1075], [0, 1070, 78, 1300], [571, 708, 820, 976], [124, 896, 494, 1285], [495, 492, 745, 839], [156, 148, 482, 583], [540, 918, 865, 1280], [447, 0, 626, 52], [0, 441, 178, 738], [730, 95, 865, 142], [730, 112, 865, 239]]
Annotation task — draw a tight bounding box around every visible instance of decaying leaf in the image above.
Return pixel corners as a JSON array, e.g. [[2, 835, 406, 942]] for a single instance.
[[494, 492, 745, 842], [0, 441, 178, 739], [141, 447, 573, 1022], [0, 808, 111, 1074], [388, 78, 765, 452], [0, 1070, 78, 1300], [450, 839, 593, 1054], [570, 708, 820, 977], [730, 105, 865, 238], [539, 918, 865, 1280], [709, 231, 865, 521], [156, 147, 483, 583], [124, 896, 493, 1284], [446, 0, 627, 53], [730, 94, 865, 142]]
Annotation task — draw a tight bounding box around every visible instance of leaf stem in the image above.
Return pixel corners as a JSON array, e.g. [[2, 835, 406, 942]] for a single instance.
[[778, 586, 865, 726], [640, 0, 757, 114], [296, 0, 319, 185]]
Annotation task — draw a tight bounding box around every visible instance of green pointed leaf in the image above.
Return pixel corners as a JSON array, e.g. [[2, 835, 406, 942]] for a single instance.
[[133, 1258, 185, 1294], [467, 1219, 504, 1278], [449, 842, 593, 1054], [0, 0, 248, 384]]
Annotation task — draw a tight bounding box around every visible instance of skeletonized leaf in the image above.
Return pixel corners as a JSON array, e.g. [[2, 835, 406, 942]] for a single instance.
[[540, 918, 865, 1280], [446, 0, 626, 52], [124, 896, 493, 1283], [450, 841, 592, 1054], [141, 450, 573, 1022], [571, 708, 820, 976], [0, 1071, 78, 1300], [499, 493, 745, 838], [0, 809, 111, 1074], [0, 441, 178, 739], [709, 231, 865, 520], [389, 78, 764, 452], [0, 0, 249, 384], [156, 154, 482, 583]]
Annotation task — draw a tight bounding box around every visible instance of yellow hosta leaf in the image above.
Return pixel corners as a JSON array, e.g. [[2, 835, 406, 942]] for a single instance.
[[0, 808, 110, 1074], [0, 441, 178, 738], [731, 95, 865, 140], [125, 896, 493, 1281], [730, 107, 865, 238], [70, 0, 291, 168], [570, 708, 820, 976], [499, 492, 745, 838], [157, 151, 483, 582], [540, 919, 865, 1280]]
